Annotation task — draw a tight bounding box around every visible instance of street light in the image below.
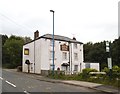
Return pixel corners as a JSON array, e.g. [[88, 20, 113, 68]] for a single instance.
[[50, 10, 55, 75]]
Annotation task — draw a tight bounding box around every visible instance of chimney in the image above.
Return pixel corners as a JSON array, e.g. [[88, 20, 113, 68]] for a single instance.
[[34, 30, 39, 39], [73, 37, 76, 40]]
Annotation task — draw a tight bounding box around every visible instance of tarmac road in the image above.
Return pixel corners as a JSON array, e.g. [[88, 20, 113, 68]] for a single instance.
[[1, 69, 108, 94]]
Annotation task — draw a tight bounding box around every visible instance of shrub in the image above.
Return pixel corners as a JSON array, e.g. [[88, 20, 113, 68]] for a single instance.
[[82, 68, 98, 74], [82, 68, 98, 79], [17, 66, 22, 72], [102, 67, 109, 74]]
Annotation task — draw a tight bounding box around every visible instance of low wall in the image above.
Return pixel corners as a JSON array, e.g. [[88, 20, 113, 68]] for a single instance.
[[41, 70, 65, 76]]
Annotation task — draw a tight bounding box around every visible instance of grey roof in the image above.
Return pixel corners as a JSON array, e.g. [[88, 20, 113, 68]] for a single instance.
[[41, 34, 83, 44], [24, 34, 83, 45]]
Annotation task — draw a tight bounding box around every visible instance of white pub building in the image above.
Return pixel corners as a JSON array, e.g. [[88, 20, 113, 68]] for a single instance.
[[22, 31, 99, 75]]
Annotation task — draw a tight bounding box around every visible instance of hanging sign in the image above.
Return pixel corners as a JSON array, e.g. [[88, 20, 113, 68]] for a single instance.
[[60, 44, 69, 51]]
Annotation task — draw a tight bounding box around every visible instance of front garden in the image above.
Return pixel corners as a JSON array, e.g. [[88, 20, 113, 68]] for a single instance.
[[48, 65, 120, 88]]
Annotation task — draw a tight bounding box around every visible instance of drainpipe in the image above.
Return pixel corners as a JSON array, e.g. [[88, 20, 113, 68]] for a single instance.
[[68, 42, 70, 73], [34, 40, 35, 73], [71, 43, 72, 74]]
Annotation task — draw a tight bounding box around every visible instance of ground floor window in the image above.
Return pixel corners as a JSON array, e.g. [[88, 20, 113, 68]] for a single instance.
[[50, 64, 55, 70], [85, 63, 90, 68], [61, 66, 69, 71], [74, 65, 78, 71]]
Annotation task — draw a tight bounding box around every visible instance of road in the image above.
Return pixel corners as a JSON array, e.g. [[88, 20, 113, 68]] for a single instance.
[[0, 69, 107, 94]]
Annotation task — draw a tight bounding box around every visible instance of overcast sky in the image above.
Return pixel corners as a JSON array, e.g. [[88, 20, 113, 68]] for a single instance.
[[0, 0, 119, 43]]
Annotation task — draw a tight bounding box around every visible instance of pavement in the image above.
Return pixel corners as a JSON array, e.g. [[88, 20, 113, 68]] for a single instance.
[[4, 69, 120, 94]]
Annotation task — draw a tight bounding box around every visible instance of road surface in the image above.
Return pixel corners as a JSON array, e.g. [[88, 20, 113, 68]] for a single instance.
[[1, 69, 107, 94]]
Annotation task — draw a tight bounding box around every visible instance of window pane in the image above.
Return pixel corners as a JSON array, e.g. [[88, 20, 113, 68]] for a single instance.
[[74, 65, 78, 71], [74, 43, 77, 49], [85, 63, 90, 68], [74, 53, 78, 60], [62, 52, 67, 60], [50, 64, 55, 70], [50, 51, 55, 59]]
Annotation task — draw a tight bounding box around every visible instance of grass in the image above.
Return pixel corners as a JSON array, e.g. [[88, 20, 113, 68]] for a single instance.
[[47, 73, 120, 88]]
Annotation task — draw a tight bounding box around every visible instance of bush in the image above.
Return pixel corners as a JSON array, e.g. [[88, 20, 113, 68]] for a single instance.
[[102, 67, 109, 73], [17, 66, 22, 72], [82, 68, 98, 79], [82, 68, 98, 74]]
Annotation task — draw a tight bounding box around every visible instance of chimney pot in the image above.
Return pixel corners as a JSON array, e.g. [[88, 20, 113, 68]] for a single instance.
[[34, 30, 39, 39], [73, 37, 76, 40]]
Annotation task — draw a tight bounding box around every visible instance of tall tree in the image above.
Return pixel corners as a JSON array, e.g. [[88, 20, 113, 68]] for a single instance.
[[111, 37, 120, 66], [3, 35, 24, 68]]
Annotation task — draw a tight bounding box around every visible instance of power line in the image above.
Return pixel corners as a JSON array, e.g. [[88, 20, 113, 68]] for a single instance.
[[0, 13, 33, 33]]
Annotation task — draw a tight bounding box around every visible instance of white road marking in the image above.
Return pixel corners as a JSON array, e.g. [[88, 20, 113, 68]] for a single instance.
[[24, 90, 30, 94], [0, 77, 3, 80], [5, 80, 16, 88]]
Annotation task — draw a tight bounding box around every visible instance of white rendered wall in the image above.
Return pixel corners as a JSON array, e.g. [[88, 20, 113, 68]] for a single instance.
[[22, 42, 34, 73], [83, 62, 100, 71], [71, 43, 84, 72], [34, 39, 41, 74], [90, 63, 100, 71], [23, 38, 84, 74], [40, 38, 50, 70]]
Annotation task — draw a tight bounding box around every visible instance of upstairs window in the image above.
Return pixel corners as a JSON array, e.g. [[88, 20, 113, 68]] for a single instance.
[[74, 53, 78, 61], [74, 43, 77, 49], [50, 51, 55, 59], [62, 52, 67, 60]]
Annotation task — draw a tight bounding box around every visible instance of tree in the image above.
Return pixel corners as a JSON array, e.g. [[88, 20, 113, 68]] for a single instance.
[[84, 41, 107, 70], [2, 35, 8, 45], [3, 35, 24, 68], [23, 36, 32, 44], [111, 38, 120, 67]]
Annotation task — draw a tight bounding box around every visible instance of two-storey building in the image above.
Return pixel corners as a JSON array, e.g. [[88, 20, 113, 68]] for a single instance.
[[22, 31, 84, 74]]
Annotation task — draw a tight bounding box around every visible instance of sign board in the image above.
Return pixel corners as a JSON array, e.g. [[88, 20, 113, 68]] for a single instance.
[[107, 58, 112, 69], [24, 48, 29, 55], [60, 44, 69, 51]]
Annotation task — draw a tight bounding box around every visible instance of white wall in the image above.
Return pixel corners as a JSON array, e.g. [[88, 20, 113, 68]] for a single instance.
[[23, 42, 35, 73], [84, 62, 100, 71], [71, 43, 84, 72], [23, 37, 84, 74], [40, 38, 50, 70], [34, 39, 41, 74], [90, 63, 100, 71]]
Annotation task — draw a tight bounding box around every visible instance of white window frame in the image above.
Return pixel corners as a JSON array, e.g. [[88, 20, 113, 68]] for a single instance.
[[50, 51, 55, 60], [74, 53, 78, 61], [50, 64, 55, 70], [74, 65, 78, 71], [74, 43, 77, 49], [85, 63, 90, 68], [62, 52, 67, 60]]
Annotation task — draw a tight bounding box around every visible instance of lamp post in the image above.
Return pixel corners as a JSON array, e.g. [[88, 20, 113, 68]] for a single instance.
[[50, 10, 55, 75]]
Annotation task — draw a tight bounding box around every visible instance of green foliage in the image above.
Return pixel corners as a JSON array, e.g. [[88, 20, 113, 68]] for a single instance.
[[2, 35, 8, 45], [48, 67, 120, 88], [82, 68, 98, 79], [82, 68, 98, 74], [2, 35, 24, 68], [102, 67, 109, 74], [84, 38, 120, 70]]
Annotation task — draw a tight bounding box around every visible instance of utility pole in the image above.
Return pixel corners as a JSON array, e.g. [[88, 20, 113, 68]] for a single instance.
[[106, 41, 112, 79]]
